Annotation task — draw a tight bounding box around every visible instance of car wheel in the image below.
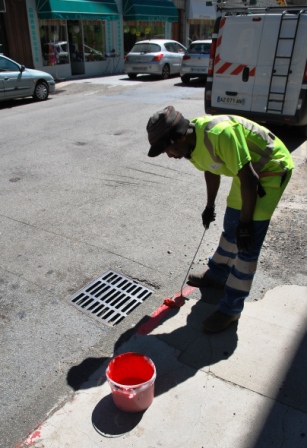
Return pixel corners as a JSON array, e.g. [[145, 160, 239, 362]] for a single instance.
[[181, 75, 190, 84], [33, 81, 49, 101], [128, 73, 137, 79], [161, 64, 170, 80]]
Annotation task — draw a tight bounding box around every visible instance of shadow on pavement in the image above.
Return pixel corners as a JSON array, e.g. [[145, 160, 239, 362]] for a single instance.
[[174, 78, 207, 88], [0, 98, 40, 109], [65, 316, 151, 391], [66, 288, 307, 442], [66, 286, 238, 394], [250, 329, 307, 448], [122, 73, 180, 83], [92, 394, 145, 438], [153, 290, 238, 386], [267, 124, 306, 152], [69, 287, 237, 438], [66, 356, 110, 391]]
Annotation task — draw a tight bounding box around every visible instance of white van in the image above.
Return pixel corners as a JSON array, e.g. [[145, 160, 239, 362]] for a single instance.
[[205, 6, 307, 135]]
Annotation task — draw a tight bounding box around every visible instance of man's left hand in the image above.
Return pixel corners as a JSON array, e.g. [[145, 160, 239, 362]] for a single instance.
[[236, 221, 254, 251]]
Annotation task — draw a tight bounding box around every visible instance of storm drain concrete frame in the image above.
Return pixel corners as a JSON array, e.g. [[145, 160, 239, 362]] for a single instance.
[[68, 270, 154, 327]]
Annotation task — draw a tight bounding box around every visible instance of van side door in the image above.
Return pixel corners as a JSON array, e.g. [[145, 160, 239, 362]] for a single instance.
[[211, 15, 264, 111], [250, 12, 307, 115], [282, 12, 307, 116], [251, 14, 282, 113]]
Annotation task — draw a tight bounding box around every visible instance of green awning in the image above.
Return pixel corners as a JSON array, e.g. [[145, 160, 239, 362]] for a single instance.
[[36, 0, 119, 21], [123, 0, 178, 22]]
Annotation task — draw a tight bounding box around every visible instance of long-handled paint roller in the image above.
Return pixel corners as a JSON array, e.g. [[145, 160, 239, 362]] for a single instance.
[[164, 227, 207, 308]]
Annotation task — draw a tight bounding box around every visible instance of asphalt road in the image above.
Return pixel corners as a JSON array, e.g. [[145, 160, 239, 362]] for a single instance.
[[0, 73, 306, 448]]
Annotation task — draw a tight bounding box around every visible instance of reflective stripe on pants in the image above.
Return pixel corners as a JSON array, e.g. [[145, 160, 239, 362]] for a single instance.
[[207, 207, 270, 315]]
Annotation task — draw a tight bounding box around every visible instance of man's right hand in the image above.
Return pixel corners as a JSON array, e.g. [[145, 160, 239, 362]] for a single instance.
[[202, 206, 216, 229]]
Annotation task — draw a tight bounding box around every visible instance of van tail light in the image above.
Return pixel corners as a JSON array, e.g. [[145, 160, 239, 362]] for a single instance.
[[303, 61, 307, 82], [124, 55, 129, 61], [183, 55, 191, 60], [208, 39, 216, 76], [152, 54, 164, 62]]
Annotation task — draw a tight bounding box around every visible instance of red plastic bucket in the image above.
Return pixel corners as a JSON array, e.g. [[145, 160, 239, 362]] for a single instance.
[[106, 352, 156, 412]]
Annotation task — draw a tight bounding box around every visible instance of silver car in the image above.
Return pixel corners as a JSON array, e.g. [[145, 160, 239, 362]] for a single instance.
[[0, 54, 55, 102], [43, 41, 69, 65], [180, 39, 212, 84], [124, 39, 187, 80]]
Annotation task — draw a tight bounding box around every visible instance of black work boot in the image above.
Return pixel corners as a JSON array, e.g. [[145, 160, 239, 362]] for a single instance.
[[187, 270, 225, 289]]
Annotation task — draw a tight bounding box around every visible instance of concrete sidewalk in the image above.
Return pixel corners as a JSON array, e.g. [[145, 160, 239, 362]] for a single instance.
[[23, 284, 307, 448]]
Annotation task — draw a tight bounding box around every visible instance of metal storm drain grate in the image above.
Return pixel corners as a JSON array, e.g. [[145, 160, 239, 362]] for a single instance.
[[68, 270, 154, 327]]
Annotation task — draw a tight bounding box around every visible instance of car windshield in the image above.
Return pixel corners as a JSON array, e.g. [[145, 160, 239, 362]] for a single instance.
[[60, 43, 68, 52], [130, 43, 161, 53], [188, 43, 211, 54]]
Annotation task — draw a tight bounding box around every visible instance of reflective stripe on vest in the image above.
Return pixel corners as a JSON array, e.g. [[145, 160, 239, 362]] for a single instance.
[[204, 115, 281, 174]]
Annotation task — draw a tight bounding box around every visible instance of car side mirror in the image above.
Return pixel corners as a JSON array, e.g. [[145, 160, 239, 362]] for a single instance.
[[20, 65, 25, 72]]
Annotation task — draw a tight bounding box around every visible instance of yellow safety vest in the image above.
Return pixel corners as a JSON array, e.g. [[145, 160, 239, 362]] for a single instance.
[[189, 115, 294, 220]]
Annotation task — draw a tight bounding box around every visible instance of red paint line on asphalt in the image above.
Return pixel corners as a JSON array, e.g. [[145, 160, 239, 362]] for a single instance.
[[137, 285, 196, 335], [23, 429, 42, 446]]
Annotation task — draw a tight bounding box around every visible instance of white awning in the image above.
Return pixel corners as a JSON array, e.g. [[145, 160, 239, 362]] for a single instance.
[[187, 0, 216, 20]]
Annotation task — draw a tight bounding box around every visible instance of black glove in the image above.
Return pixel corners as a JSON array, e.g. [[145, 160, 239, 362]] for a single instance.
[[202, 206, 216, 229], [236, 221, 254, 252]]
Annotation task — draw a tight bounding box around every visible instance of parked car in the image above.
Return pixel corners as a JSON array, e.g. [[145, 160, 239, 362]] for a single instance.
[[124, 39, 187, 80], [43, 41, 69, 65], [0, 54, 55, 101], [180, 39, 212, 84]]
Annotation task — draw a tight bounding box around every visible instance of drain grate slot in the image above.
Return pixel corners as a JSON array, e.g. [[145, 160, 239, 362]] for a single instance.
[[68, 270, 154, 327]]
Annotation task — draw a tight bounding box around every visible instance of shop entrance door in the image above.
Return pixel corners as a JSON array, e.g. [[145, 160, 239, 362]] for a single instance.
[[68, 20, 85, 75]]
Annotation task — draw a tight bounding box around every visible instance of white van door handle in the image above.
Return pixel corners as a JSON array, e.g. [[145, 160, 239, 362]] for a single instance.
[[242, 67, 250, 82]]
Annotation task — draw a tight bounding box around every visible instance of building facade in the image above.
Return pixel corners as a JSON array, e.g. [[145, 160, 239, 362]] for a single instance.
[[186, 0, 216, 43], [0, 0, 216, 79]]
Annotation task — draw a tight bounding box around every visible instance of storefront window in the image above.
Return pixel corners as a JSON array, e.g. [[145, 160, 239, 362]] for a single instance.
[[123, 22, 165, 54], [83, 21, 106, 62], [67, 20, 84, 63], [189, 20, 214, 42], [39, 19, 68, 66]]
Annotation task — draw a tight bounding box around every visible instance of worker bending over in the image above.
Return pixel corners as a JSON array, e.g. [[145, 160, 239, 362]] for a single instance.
[[146, 106, 294, 333]]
